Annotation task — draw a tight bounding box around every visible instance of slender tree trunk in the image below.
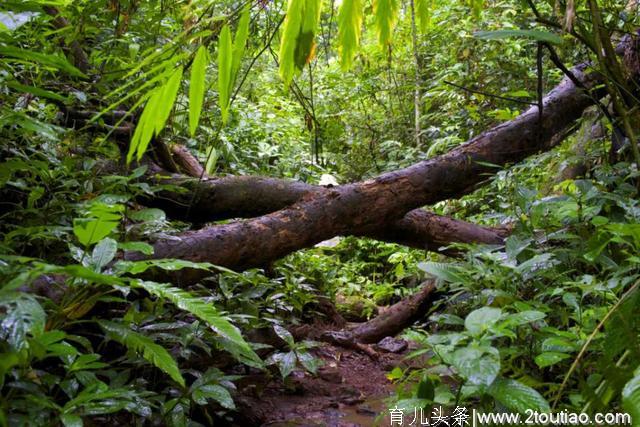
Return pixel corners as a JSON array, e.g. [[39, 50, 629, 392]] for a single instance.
[[409, 0, 422, 146]]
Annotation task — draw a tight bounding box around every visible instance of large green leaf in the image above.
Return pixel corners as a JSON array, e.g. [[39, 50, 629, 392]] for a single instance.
[[153, 66, 183, 136], [135, 281, 262, 366], [126, 66, 183, 164], [374, 0, 398, 46], [217, 25, 233, 124], [231, 5, 250, 79], [192, 384, 235, 409], [189, 46, 209, 136], [465, 307, 503, 336], [474, 29, 563, 45], [91, 238, 118, 270], [415, 0, 433, 32], [99, 320, 185, 387], [417, 261, 466, 284], [451, 346, 500, 386], [488, 378, 551, 414], [337, 0, 363, 70], [278, 0, 321, 85]]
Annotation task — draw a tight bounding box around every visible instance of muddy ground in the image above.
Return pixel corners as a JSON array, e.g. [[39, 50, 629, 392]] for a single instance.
[[231, 340, 420, 426]]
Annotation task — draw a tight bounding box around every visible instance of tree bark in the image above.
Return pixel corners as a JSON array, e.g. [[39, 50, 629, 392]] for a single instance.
[[129, 64, 601, 285], [145, 166, 508, 251]]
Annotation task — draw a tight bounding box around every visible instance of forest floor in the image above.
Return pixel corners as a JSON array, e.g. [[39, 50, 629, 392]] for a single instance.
[[231, 323, 424, 427]]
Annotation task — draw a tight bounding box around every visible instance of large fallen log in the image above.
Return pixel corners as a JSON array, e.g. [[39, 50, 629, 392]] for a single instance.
[[144, 165, 509, 252], [128, 64, 602, 284]]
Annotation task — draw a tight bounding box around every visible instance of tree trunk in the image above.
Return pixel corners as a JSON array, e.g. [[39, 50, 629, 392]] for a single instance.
[[128, 64, 601, 285]]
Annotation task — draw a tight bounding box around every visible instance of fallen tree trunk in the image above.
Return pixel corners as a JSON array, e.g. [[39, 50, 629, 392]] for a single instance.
[[144, 165, 509, 252], [334, 280, 437, 344], [129, 64, 600, 284]]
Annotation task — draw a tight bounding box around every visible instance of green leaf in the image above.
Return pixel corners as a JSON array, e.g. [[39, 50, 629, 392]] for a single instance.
[[0, 46, 87, 78], [5, 80, 69, 102], [622, 368, 640, 425], [416, 376, 435, 401], [193, 384, 235, 409], [189, 46, 209, 136], [134, 281, 262, 366], [451, 347, 500, 386], [465, 307, 502, 336], [296, 350, 321, 374], [218, 25, 233, 125], [99, 320, 185, 387], [126, 66, 183, 164], [337, 0, 363, 70], [73, 218, 118, 247], [540, 337, 577, 353], [115, 259, 213, 275], [117, 241, 154, 256], [232, 5, 251, 79], [278, 0, 321, 85], [91, 238, 118, 269], [271, 351, 297, 379], [474, 29, 564, 45], [535, 352, 571, 368], [153, 66, 183, 136], [374, 0, 398, 46], [0, 291, 46, 350], [273, 324, 295, 347], [488, 378, 550, 414], [415, 0, 433, 32], [60, 414, 83, 427], [417, 261, 466, 284], [504, 310, 546, 326]]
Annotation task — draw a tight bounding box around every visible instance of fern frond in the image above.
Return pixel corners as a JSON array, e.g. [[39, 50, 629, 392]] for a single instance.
[[99, 320, 185, 387], [135, 281, 262, 366]]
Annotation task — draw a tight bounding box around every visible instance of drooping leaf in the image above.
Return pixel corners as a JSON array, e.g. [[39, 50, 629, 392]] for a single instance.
[[134, 281, 262, 366], [279, 0, 304, 85], [337, 0, 363, 70], [99, 320, 185, 387], [374, 0, 398, 46], [488, 378, 551, 414], [415, 0, 433, 32], [5, 80, 69, 102], [189, 46, 209, 136], [417, 261, 466, 284], [279, 0, 322, 85], [474, 29, 564, 45], [192, 384, 235, 409], [218, 25, 233, 124], [91, 238, 118, 269], [153, 66, 183, 136], [232, 5, 251, 79], [0, 46, 87, 78]]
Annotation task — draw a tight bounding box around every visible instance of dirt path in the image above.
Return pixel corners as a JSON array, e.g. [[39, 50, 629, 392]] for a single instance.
[[232, 342, 412, 426]]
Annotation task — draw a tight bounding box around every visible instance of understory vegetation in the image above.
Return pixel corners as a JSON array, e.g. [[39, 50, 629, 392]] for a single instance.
[[1, 0, 640, 425]]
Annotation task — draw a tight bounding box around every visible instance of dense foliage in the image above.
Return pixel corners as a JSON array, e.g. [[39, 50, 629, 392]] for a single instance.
[[1, 0, 639, 425]]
